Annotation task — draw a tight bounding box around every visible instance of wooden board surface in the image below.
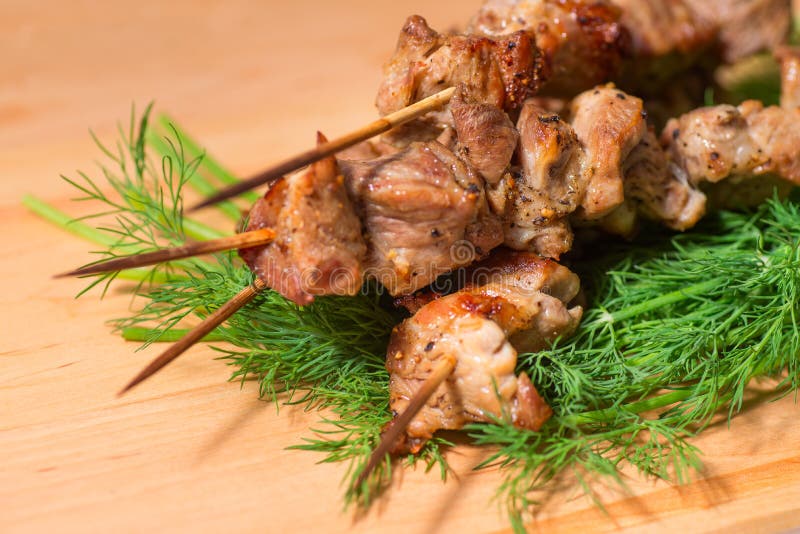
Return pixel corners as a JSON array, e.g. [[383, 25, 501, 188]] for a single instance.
[[2, 2, 800, 533]]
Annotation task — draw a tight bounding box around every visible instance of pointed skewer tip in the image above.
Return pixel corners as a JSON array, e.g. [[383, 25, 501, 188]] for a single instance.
[[355, 355, 456, 489]]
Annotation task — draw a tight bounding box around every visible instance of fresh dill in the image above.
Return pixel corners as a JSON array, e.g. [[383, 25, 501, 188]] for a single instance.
[[28, 95, 800, 532]]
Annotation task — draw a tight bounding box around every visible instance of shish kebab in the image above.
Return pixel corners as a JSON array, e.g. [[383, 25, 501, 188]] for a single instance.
[[58, 0, 798, 481], [195, 0, 793, 210], [59, 52, 800, 482]]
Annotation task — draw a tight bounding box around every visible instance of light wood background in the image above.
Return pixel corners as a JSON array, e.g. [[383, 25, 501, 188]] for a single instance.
[[2, 2, 800, 533]]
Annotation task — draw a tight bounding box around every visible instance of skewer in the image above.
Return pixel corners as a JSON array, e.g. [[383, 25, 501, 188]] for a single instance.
[[355, 355, 457, 489], [118, 278, 268, 395], [55, 228, 275, 278], [189, 87, 456, 211]]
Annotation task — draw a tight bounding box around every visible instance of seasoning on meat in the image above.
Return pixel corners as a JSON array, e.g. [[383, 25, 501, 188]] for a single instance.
[[468, 0, 630, 96], [341, 141, 503, 296], [240, 134, 366, 306], [377, 14, 543, 144], [386, 250, 583, 453], [662, 66, 800, 210]]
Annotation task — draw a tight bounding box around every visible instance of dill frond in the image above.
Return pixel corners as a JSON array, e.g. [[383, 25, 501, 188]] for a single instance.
[[474, 198, 800, 529]]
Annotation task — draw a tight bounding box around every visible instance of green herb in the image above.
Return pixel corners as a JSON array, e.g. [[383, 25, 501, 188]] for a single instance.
[[29, 104, 800, 533]]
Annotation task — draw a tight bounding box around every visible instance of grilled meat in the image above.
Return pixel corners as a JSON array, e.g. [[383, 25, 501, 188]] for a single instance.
[[570, 85, 649, 220], [341, 141, 503, 296], [662, 74, 800, 211], [611, 0, 713, 59], [240, 134, 366, 306], [377, 14, 543, 145], [500, 101, 582, 258], [386, 250, 582, 453], [499, 85, 655, 254], [623, 129, 706, 230], [450, 86, 519, 186], [468, 0, 630, 96], [686, 0, 791, 62]]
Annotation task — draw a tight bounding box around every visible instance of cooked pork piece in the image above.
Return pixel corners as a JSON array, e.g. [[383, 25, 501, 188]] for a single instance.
[[341, 141, 503, 296], [663, 103, 800, 187], [623, 129, 706, 230], [376, 14, 543, 144], [610, 0, 713, 59], [468, 0, 629, 96], [499, 85, 702, 254], [500, 101, 582, 258], [685, 0, 791, 62], [570, 85, 648, 220], [240, 135, 366, 306], [776, 46, 800, 110], [450, 86, 519, 186], [662, 83, 800, 210], [386, 250, 582, 453]]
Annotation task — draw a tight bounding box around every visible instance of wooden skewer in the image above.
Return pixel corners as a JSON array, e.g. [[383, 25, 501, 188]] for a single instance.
[[355, 354, 457, 489], [55, 228, 276, 278], [118, 278, 268, 396], [189, 86, 456, 211]]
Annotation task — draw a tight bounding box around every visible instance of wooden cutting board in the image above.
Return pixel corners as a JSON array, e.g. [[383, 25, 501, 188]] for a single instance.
[[2, 2, 799, 532]]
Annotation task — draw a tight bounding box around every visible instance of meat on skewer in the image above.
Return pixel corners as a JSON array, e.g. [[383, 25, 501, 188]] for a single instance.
[[470, 0, 791, 83], [661, 47, 800, 211], [384, 249, 582, 454], [467, 0, 630, 95], [242, 135, 503, 304], [62, 43, 800, 393]]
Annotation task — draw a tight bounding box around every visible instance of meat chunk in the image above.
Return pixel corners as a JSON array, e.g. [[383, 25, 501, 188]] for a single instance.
[[570, 85, 648, 220], [500, 102, 583, 258], [623, 129, 706, 230], [610, 0, 714, 58], [662, 95, 800, 210], [685, 0, 791, 62], [240, 135, 366, 306], [341, 142, 503, 296], [663, 105, 763, 185], [500, 86, 693, 254], [450, 86, 519, 186], [468, 0, 630, 96], [376, 15, 542, 144], [386, 250, 583, 453]]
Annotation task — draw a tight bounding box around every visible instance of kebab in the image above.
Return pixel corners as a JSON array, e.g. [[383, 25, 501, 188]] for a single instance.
[[194, 0, 792, 212], [358, 249, 583, 485], [56, 0, 798, 482], [56, 84, 664, 390], [59, 48, 800, 393], [361, 55, 800, 477]]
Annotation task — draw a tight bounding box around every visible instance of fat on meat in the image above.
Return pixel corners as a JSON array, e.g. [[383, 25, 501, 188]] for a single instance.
[[241, 135, 366, 306], [386, 250, 583, 453]]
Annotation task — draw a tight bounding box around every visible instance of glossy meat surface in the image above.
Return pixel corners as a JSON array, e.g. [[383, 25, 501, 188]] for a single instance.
[[386, 251, 582, 452], [241, 143, 366, 306], [341, 142, 503, 296]]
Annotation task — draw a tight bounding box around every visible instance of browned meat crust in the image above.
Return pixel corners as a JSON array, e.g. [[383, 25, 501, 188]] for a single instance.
[[386, 250, 582, 453], [341, 141, 503, 296], [623, 129, 706, 230], [685, 0, 791, 62], [500, 101, 582, 258], [570, 85, 648, 220], [450, 86, 519, 186], [662, 95, 800, 211], [376, 14, 544, 144], [611, 0, 714, 58], [468, 0, 630, 96], [240, 135, 366, 306]]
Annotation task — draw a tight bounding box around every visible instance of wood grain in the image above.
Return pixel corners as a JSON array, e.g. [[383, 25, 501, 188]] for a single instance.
[[1, 2, 799, 533]]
